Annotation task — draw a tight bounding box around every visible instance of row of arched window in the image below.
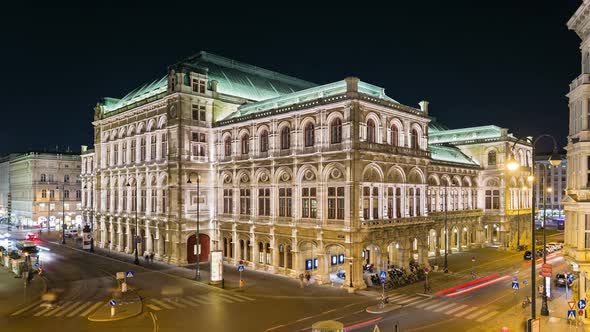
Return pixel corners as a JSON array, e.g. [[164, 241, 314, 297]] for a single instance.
[[365, 119, 420, 149]]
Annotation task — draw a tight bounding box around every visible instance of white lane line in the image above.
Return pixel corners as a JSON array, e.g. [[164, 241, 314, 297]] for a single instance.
[[33, 306, 55, 317], [187, 296, 211, 305], [66, 301, 93, 317], [423, 301, 445, 310], [466, 308, 489, 320], [454, 306, 478, 318], [79, 301, 104, 317], [231, 293, 256, 301], [54, 301, 80, 317], [177, 298, 200, 307], [433, 302, 458, 313], [146, 304, 162, 311], [217, 292, 246, 303], [150, 299, 175, 310], [476, 310, 499, 322], [11, 300, 43, 316], [398, 296, 423, 304], [446, 304, 468, 315], [162, 298, 186, 308]]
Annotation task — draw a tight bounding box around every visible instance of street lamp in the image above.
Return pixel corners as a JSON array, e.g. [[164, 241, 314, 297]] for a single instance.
[[187, 172, 201, 280], [443, 184, 448, 272], [83, 184, 94, 252], [59, 185, 65, 245], [126, 180, 140, 265], [505, 135, 561, 321]]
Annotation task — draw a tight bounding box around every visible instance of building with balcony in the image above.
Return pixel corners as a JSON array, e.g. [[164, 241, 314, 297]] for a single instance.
[[535, 151, 566, 221], [82, 51, 531, 288]]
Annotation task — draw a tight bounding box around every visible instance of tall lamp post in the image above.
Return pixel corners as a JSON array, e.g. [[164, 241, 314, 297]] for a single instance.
[[59, 185, 65, 244], [126, 180, 140, 265], [187, 172, 201, 280], [443, 184, 449, 272], [506, 135, 561, 321], [83, 184, 94, 252]]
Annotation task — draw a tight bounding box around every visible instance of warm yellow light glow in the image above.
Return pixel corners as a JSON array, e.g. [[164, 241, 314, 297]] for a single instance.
[[527, 176, 534, 182], [506, 156, 520, 171], [522, 186, 527, 190], [547, 187, 553, 193]]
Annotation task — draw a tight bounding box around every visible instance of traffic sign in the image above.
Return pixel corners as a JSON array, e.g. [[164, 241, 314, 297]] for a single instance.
[[541, 264, 552, 278], [512, 276, 518, 281], [109, 299, 117, 306], [34, 262, 39, 268], [379, 271, 387, 279], [567, 310, 576, 320], [578, 299, 586, 310], [126, 271, 134, 278], [380, 277, 386, 284], [569, 301, 576, 310], [237, 265, 245, 272], [511, 281, 520, 290], [579, 309, 585, 317], [116, 272, 125, 280]]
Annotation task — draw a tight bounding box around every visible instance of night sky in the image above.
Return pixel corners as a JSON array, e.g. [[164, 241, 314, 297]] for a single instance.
[[0, 1, 583, 155]]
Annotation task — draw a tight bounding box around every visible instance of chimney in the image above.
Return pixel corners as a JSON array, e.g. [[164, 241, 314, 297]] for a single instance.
[[211, 80, 218, 92], [345, 77, 359, 95], [81, 145, 88, 153], [419, 100, 429, 115]]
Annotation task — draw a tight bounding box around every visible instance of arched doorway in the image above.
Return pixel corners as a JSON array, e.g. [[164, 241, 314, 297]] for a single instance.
[[187, 234, 211, 264]]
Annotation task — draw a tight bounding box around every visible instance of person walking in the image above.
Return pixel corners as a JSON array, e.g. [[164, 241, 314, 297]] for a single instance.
[[144, 253, 149, 265], [149, 252, 155, 264], [305, 271, 311, 285], [299, 273, 305, 288]]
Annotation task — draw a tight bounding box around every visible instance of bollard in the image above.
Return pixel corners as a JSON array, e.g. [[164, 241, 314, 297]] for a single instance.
[[111, 306, 116, 317], [239, 279, 244, 288]]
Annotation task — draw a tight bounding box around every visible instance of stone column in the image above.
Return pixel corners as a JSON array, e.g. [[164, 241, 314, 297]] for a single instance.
[[316, 253, 330, 285], [145, 219, 153, 254], [116, 220, 123, 252], [126, 218, 133, 254]]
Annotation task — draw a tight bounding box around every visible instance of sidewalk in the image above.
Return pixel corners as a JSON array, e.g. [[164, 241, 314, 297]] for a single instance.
[[0, 259, 46, 316]]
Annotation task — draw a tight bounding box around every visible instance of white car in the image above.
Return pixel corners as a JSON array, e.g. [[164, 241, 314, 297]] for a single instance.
[[65, 229, 79, 238]]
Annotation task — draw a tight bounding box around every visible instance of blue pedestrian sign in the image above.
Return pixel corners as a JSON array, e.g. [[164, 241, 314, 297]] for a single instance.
[[379, 271, 387, 279], [578, 299, 587, 310], [511, 281, 520, 290], [34, 262, 39, 268], [126, 271, 134, 278], [237, 265, 245, 272], [568, 309, 576, 320], [380, 277, 386, 284], [109, 299, 117, 306]]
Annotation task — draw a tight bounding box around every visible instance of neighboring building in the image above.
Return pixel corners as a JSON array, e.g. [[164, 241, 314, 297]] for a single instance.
[[0, 156, 10, 220], [535, 151, 567, 221], [565, 0, 590, 307], [82, 51, 531, 287], [3, 152, 83, 228]]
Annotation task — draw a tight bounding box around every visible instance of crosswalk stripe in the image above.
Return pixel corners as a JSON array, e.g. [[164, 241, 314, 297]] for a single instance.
[[66, 302, 93, 317], [11, 300, 43, 316], [387, 294, 407, 302], [398, 296, 422, 304], [217, 292, 246, 303], [44, 302, 69, 317], [187, 296, 211, 305], [146, 304, 162, 311], [55, 301, 80, 317], [413, 300, 439, 309], [466, 308, 489, 320], [33, 306, 55, 317], [423, 301, 446, 310], [162, 298, 186, 308], [231, 293, 256, 301], [79, 301, 103, 317], [210, 293, 235, 304], [476, 310, 499, 322], [454, 306, 478, 317], [446, 304, 468, 315], [150, 299, 175, 310], [178, 298, 201, 307], [433, 303, 458, 313]]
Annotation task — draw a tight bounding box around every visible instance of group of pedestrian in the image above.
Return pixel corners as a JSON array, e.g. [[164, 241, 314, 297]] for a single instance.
[[144, 252, 155, 264], [298, 271, 312, 288]]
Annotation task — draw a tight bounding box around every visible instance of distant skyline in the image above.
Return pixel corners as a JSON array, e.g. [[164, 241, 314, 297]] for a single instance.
[[0, 1, 582, 155]]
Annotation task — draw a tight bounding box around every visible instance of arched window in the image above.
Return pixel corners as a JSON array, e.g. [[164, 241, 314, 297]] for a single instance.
[[304, 123, 314, 147], [224, 137, 232, 157], [488, 150, 497, 166], [367, 119, 376, 143], [64, 190, 70, 199], [280, 127, 290, 150], [259, 130, 269, 153], [241, 134, 250, 155], [411, 128, 419, 149], [330, 118, 342, 144], [391, 125, 399, 146]]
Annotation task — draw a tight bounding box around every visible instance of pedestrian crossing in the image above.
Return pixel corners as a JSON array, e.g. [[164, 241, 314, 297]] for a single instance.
[[386, 292, 500, 323], [146, 291, 256, 312], [9, 300, 105, 319]]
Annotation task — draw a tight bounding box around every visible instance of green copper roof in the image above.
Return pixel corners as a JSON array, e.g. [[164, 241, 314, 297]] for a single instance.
[[428, 125, 510, 144], [430, 145, 479, 166], [101, 51, 317, 114], [224, 79, 399, 119]]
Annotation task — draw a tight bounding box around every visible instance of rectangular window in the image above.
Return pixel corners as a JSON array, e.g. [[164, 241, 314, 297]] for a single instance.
[[113, 144, 118, 165], [387, 188, 394, 219], [223, 189, 233, 214], [240, 189, 250, 215], [586, 215, 590, 249], [151, 190, 157, 213], [587, 156, 590, 188], [141, 189, 146, 212], [122, 141, 127, 164], [372, 187, 379, 219], [363, 187, 370, 219], [279, 188, 292, 217], [161, 190, 167, 213], [49, 190, 55, 199], [302, 187, 317, 218], [258, 188, 270, 216], [192, 79, 206, 94], [327, 187, 345, 220], [150, 135, 156, 160], [123, 190, 128, 211], [131, 140, 136, 163], [161, 133, 167, 160]]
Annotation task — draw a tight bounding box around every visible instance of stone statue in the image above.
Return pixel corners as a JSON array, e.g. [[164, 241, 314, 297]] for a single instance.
[[93, 103, 102, 121]]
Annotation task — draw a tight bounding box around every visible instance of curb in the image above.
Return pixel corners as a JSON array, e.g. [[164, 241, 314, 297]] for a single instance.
[[366, 303, 402, 314], [87, 289, 143, 323]]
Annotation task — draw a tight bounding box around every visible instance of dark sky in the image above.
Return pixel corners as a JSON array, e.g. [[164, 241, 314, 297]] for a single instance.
[[0, 1, 583, 155]]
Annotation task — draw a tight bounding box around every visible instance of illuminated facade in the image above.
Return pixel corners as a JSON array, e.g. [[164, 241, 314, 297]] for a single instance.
[[83, 52, 531, 287]]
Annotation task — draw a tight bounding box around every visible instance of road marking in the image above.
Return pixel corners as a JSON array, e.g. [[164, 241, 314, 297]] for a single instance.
[[217, 292, 246, 302], [54, 301, 79, 317], [413, 300, 439, 308], [66, 301, 93, 317], [433, 302, 459, 313], [446, 304, 468, 315], [11, 300, 42, 316], [466, 308, 489, 320], [33, 305, 55, 317], [231, 293, 256, 301], [210, 293, 235, 304], [454, 306, 478, 317], [146, 304, 162, 311], [423, 301, 446, 310], [387, 294, 407, 302], [476, 310, 499, 322], [150, 299, 175, 310], [162, 298, 186, 308], [79, 301, 103, 317], [398, 296, 423, 304], [187, 296, 211, 305], [177, 297, 200, 307]]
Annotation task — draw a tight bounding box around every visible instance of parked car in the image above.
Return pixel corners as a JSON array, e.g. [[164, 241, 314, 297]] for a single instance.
[[25, 233, 38, 241], [523, 251, 532, 260], [15, 241, 39, 257], [65, 229, 78, 238], [554, 273, 574, 287]]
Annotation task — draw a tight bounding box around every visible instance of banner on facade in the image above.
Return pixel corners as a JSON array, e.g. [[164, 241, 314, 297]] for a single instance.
[[210, 250, 223, 282]]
